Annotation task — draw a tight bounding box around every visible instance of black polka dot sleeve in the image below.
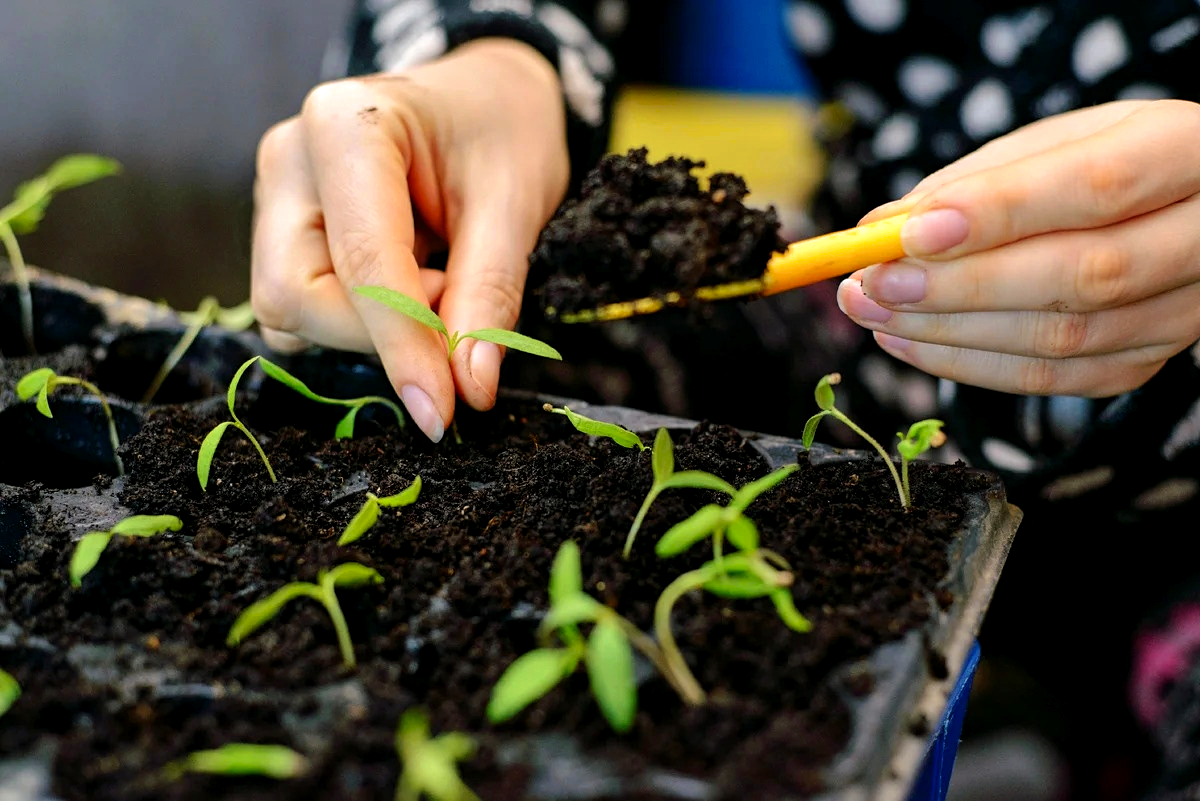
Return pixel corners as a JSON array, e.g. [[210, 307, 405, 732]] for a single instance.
[[327, 0, 617, 190]]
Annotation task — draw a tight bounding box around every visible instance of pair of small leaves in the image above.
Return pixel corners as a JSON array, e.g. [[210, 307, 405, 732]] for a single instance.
[[197, 356, 277, 490], [487, 542, 637, 733], [175, 296, 256, 331], [655, 464, 798, 559], [338, 477, 422, 546], [0, 668, 19, 718], [897, 419, 947, 462], [226, 562, 383, 667], [162, 743, 309, 781], [690, 552, 811, 633], [17, 367, 86, 418], [70, 514, 183, 588], [624, 428, 736, 557], [258, 356, 406, 439], [0, 154, 121, 234], [395, 708, 480, 801], [543, 404, 646, 451], [354, 286, 562, 361]]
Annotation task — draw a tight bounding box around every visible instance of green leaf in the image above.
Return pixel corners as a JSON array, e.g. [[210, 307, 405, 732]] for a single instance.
[[486, 648, 575, 723], [4, 155, 120, 234], [35, 384, 53, 418], [546, 405, 645, 450], [226, 356, 260, 416], [214, 300, 256, 331], [166, 743, 308, 779], [0, 668, 19, 717], [41, 154, 122, 193], [896, 419, 946, 461], [655, 504, 725, 557], [548, 541, 583, 605], [541, 592, 602, 631], [464, 328, 562, 360], [814, 373, 839, 411], [69, 532, 113, 588], [725, 515, 759, 552], [396, 710, 480, 801], [585, 617, 636, 733], [377, 476, 422, 508], [16, 367, 54, 401], [802, 411, 830, 448], [337, 495, 380, 546], [650, 428, 674, 481], [109, 514, 183, 537], [334, 407, 359, 439], [659, 470, 736, 495], [258, 357, 332, 404], [197, 421, 233, 491], [226, 583, 320, 646], [702, 572, 773, 599], [770, 589, 813, 633], [323, 562, 384, 589], [730, 464, 798, 514], [354, 286, 448, 335]]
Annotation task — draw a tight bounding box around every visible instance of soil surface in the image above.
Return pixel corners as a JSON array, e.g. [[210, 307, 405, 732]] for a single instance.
[[0, 332, 993, 800], [530, 148, 787, 317]]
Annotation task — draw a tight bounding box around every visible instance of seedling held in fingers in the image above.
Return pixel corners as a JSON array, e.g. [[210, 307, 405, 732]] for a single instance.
[[142, 295, 255, 404], [0, 154, 121, 354], [17, 366, 126, 476], [259, 356, 406, 438], [0, 668, 19, 717], [226, 562, 383, 668], [488, 541, 703, 732], [339, 477, 422, 546], [543, 403, 646, 451], [197, 356, 276, 490], [802, 373, 944, 509], [162, 743, 309, 781], [625, 428, 735, 558], [70, 514, 183, 588], [394, 708, 479, 801], [354, 286, 562, 362]]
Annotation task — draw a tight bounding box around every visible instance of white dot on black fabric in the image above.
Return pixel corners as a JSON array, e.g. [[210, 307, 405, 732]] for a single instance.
[[931, 130, 963, 161], [898, 55, 959, 106], [558, 46, 604, 126], [836, 81, 888, 124], [1034, 83, 1078, 117], [888, 169, 924, 202], [1072, 17, 1130, 84], [872, 112, 919, 160], [844, 0, 907, 33], [468, 0, 533, 14], [1134, 478, 1199, 511], [960, 79, 1014, 140], [982, 437, 1037, 473], [1118, 82, 1171, 100], [980, 7, 1052, 67], [1150, 15, 1200, 54], [595, 0, 628, 36], [787, 1, 834, 56]]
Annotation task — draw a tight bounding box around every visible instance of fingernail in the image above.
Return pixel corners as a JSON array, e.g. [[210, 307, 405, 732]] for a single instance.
[[837, 278, 893, 323], [400, 384, 444, 444], [902, 209, 969, 256], [863, 263, 926, 304], [468, 340, 501, 401]]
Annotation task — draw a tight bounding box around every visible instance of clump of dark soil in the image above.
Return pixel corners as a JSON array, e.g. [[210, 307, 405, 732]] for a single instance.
[[530, 148, 787, 317]]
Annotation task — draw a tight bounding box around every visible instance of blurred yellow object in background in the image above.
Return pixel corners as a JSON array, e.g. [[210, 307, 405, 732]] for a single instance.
[[608, 85, 825, 239]]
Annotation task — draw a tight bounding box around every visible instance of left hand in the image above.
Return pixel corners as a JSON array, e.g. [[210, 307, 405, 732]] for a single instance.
[[836, 99, 1200, 397]]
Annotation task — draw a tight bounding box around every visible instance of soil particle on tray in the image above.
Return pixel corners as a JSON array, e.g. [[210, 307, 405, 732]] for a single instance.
[[1, 372, 993, 800], [530, 148, 788, 317]]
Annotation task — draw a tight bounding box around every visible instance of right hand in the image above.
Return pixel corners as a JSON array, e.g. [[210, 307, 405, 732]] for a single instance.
[[251, 38, 570, 442]]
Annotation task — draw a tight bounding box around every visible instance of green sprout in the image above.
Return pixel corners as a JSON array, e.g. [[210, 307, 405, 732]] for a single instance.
[[258, 356, 406, 439], [142, 296, 256, 404], [543, 403, 647, 451], [394, 708, 479, 801], [0, 154, 121, 354], [802, 373, 945, 509], [354, 286, 562, 362], [162, 743, 309, 781], [624, 428, 736, 558], [226, 562, 383, 668], [488, 541, 704, 733], [70, 514, 183, 589], [338, 477, 422, 546], [197, 356, 276, 490], [652, 465, 811, 701], [0, 668, 19, 718], [17, 366, 125, 476]]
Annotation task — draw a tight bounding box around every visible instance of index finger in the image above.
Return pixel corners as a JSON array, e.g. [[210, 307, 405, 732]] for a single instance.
[[301, 80, 454, 442], [901, 100, 1200, 259]]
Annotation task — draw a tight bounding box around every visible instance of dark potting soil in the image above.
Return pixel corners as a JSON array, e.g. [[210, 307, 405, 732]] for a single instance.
[[530, 148, 788, 317], [0, 366, 990, 801]]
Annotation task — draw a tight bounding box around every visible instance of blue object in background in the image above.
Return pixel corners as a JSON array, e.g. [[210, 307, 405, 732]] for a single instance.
[[664, 0, 816, 96], [909, 641, 982, 801]]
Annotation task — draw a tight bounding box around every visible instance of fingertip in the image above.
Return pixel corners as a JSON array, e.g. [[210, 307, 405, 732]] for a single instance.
[[399, 383, 448, 444], [454, 339, 502, 411]]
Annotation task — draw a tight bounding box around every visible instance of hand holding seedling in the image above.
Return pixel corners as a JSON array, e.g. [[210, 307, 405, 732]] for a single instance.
[[803, 373, 944, 508], [250, 39, 570, 442], [227, 562, 382, 668]]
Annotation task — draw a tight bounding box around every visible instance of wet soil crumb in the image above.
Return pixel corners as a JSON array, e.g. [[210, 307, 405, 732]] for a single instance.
[[531, 147, 788, 317]]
